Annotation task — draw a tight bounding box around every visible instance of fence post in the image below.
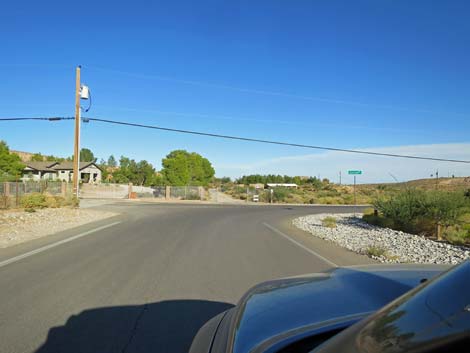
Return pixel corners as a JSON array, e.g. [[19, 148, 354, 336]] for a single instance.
[[165, 186, 171, 200], [5, 182, 10, 197], [4, 182, 10, 208], [128, 183, 133, 199], [61, 181, 67, 197]]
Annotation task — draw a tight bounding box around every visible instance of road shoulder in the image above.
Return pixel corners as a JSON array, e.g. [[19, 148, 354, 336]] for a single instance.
[[266, 215, 376, 267], [0, 214, 123, 267]]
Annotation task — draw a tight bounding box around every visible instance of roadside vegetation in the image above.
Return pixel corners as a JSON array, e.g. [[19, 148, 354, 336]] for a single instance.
[[321, 216, 337, 228], [20, 193, 79, 212], [223, 176, 384, 205], [363, 189, 470, 246]]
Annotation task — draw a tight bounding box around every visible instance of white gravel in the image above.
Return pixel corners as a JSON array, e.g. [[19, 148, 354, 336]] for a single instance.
[[293, 213, 470, 265], [0, 208, 118, 248]]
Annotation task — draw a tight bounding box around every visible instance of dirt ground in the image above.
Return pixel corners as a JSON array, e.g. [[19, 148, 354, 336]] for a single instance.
[[0, 207, 118, 248]]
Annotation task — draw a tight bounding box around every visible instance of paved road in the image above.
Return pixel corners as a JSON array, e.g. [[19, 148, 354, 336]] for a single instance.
[[0, 202, 373, 353]]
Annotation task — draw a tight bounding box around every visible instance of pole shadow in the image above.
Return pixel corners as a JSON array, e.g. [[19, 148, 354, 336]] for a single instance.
[[35, 299, 234, 353]]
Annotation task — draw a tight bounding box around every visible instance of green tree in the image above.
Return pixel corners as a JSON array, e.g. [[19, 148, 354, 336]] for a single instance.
[[0, 141, 25, 180], [79, 148, 95, 162], [30, 153, 44, 161], [107, 155, 117, 167], [46, 155, 65, 162], [161, 150, 215, 186], [111, 156, 157, 186]]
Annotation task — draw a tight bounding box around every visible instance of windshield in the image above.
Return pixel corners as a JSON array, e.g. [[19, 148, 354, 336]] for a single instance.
[[0, 2, 469, 353]]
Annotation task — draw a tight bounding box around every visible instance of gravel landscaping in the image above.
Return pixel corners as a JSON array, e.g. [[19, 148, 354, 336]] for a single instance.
[[293, 213, 470, 265], [0, 208, 118, 248]]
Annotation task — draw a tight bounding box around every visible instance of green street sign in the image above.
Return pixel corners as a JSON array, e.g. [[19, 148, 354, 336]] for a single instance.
[[348, 170, 362, 175]]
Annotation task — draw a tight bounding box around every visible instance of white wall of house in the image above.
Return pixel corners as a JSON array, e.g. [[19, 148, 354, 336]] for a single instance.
[[57, 170, 72, 182], [21, 168, 58, 182], [80, 165, 102, 183], [57, 166, 102, 183]]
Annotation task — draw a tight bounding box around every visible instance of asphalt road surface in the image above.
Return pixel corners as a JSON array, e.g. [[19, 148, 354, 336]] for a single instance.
[[0, 202, 374, 353]]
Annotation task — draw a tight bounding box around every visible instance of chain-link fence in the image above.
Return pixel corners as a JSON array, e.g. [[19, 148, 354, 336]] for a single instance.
[[1, 181, 71, 209], [132, 185, 205, 200]]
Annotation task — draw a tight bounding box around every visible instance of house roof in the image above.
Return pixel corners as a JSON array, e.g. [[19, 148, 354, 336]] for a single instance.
[[266, 183, 298, 187], [53, 161, 101, 171], [24, 161, 59, 172]]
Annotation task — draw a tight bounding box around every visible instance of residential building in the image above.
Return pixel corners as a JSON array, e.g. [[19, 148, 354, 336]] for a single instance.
[[22, 161, 102, 183], [265, 183, 298, 189], [22, 162, 59, 181]]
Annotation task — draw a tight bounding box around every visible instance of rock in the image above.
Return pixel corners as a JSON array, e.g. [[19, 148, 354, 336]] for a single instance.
[[293, 213, 470, 265]]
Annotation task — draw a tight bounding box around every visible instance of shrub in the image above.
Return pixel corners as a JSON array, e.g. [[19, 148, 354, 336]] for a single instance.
[[444, 225, 470, 245], [272, 187, 290, 202], [373, 189, 428, 227], [64, 196, 80, 208], [362, 214, 396, 229], [20, 193, 47, 210], [366, 246, 386, 257], [370, 189, 470, 242], [45, 195, 63, 208], [322, 216, 337, 228]]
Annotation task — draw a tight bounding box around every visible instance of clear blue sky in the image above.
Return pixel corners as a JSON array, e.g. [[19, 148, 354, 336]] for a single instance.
[[1, 1, 469, 182]]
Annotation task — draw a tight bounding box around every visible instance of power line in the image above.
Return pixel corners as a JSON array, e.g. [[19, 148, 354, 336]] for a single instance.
[[0, 117, 74, 121], [87, 117, 470, 164], [1, 116, 469, 164]]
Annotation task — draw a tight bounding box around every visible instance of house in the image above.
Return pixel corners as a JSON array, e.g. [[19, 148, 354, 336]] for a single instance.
[[22, 162, 60, 181], [265, 183, 298, 189], [54, 162, 102, 183], [22, 161, 102, 183]]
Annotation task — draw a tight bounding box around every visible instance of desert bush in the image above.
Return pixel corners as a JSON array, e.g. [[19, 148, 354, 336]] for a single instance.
[[20, 193, 47, 210], [366, 246, 386, 257], [45, 195, 60, 208], [362, 214, 397, 229], [65, 196, 80, 208], [370, 189, 470, 242], [444, 226, 470, 245], [322, 216, 337, 228], [373, 189, 428, 227], [272, 187, 290, 202]]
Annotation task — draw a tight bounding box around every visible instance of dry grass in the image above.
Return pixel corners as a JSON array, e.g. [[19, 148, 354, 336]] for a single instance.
[[322, 216, 337, 228]]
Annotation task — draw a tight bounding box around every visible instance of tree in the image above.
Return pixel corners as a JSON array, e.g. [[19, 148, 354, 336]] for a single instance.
[[161, 150, 215, 186], [79, 148, 95, 162], [107, 155, 117, 167], [46, 155, 65, 162], [0, 141, 25, 180], [110, 155, 157, 186], [30, 153, 44, 161]]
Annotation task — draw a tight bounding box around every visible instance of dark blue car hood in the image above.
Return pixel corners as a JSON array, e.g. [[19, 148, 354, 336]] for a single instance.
[[222, 264, 447, 353]]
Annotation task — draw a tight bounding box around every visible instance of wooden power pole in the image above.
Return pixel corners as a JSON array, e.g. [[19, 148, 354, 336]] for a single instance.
[[73, 66, 81, 197]]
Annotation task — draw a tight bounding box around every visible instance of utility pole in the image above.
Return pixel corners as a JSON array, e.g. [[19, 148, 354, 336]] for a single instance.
[[435, 169, 439, 190], [339, 171, 342, 185], [73, 66, 81, 197]]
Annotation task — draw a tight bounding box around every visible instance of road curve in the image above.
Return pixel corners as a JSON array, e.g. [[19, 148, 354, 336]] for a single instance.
[[0, 202, 373, 353]]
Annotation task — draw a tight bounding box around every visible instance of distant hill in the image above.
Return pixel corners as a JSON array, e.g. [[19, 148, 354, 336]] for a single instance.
[[10, 150, 36, 162], [358, 177, 470, 192]]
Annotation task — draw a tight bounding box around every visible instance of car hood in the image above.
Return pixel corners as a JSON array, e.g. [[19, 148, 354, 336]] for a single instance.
[[220, 264, 447, 353]]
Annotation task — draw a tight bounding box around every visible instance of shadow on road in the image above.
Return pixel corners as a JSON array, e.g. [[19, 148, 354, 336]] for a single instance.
[[35, 299, 233, 353]]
